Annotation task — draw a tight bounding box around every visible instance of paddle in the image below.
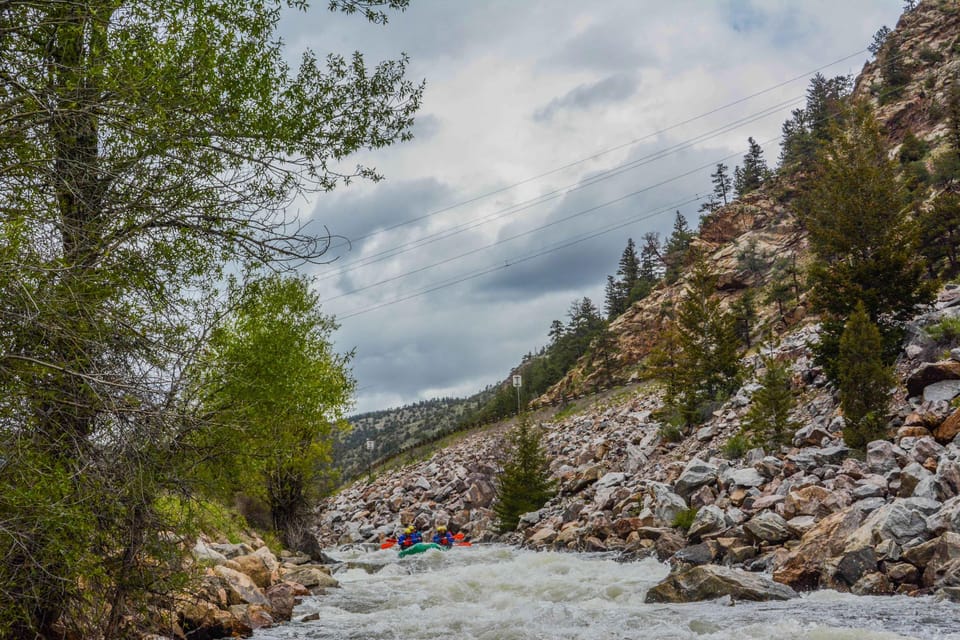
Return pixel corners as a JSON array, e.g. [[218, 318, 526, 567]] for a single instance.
[[380, 538, 397, 549]]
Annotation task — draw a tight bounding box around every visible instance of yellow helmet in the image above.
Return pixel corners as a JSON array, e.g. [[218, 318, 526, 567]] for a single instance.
[[405, 526, 414, 534], [437, 525, 447, 532]]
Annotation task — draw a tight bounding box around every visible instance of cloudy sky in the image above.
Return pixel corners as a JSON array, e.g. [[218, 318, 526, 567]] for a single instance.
[[277, 0, 904, 415]]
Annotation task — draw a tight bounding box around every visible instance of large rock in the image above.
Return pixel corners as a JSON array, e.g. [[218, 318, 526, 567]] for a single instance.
[[907, 360, 960, 398], [281, 565, 340, 591], [687, 505, 727, 541], [674, 459, 718, 497], [744, 511, 794, 544], [229, 546, 280, 589], [866, 440, 904, 475], [212, 566, 271, 607], [900, 462, 934, 498], [647, 482, 688, 525], [783, 485, 845, 520], [645, 565, 798, 603], [923, 380, 960, 404], [936, 408, 960, 444], [773, 505, 867, 590], [844, 498, 936, 547]]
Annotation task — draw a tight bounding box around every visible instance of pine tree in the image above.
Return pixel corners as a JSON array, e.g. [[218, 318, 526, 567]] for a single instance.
[[494, 413, 556, 532], [868, 26, 891, 56], [671, 256, 742, 425], [711, 163, 732, 206], [838, 303, 894, 449], [732, 289, 756, 348], [604, 275, 624, 320], [801, 104, 934, 379], [917, 190, 960, 277], [743, 356, 796, 447], [734, 137, 768, 196], [663, 212, 694, 283], [879, 34, 910, 103]]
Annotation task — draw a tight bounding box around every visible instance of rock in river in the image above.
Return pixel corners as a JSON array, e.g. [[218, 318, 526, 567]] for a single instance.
[[645, 564, 799, 603]]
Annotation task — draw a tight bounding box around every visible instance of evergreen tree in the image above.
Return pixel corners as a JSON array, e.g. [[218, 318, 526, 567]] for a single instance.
[[604, 275, 625, 320], [671, 256, 742, 425], [742, 356, 796, 448], [663, 212, 695, 283], [734, 137, 768, 196], [732, 289, 757, 348], [868, 26, 891, 56], [711, 163, 732, 206], [917, 190, 960, 277], [494, 413, 556, 532], [801, 104, 934, 379], [779, 107, 814, 169], [879, 34, 910, 103], [838, 303, 894, 449], [806, 73, 851, 141]]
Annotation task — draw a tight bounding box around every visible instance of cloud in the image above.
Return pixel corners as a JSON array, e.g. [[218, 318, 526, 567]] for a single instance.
[[532, 73, 639, 123]]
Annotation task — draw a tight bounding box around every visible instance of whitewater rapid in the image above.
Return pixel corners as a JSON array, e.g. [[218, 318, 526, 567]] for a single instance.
[[253, 544, 960, 640]]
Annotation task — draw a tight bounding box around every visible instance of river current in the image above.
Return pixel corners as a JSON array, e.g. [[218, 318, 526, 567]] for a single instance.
[[253, 544, 960, 640]]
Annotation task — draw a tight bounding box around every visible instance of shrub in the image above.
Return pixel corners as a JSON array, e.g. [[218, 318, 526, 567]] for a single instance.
[[919, 46, 944, 64], [925, 316, 960, 343], [673, 507, 698, 531], [722, 433, 750, 459], [659, 423, 684, 443]]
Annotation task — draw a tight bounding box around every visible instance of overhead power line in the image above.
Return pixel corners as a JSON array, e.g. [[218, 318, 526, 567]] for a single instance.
[[323, 48, 869, 254], [318, 94, 803, 284]]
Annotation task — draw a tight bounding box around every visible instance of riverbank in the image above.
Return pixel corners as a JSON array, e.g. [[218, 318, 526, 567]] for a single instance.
[[316, 303, 960, 604]]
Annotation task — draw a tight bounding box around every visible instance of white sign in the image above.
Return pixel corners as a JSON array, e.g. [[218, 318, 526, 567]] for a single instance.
[[365, 439, 375, 451], [512, 375, 522, 388]]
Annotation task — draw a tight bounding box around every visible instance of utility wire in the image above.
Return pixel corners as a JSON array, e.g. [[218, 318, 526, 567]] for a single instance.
[[318, 94, 803, 283], [333, 50, 905, 318], [323, 48, 869, 254], [323, 125, 790, 303]]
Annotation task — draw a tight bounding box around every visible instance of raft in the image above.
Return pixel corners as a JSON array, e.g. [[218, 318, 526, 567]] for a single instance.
[[397, 542, 444, 558]]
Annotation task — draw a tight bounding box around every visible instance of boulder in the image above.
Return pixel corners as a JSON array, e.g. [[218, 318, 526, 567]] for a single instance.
[[647, 482, 688, 525], [687, 505, 727, 541], [866, 440, 904, 475], [645, 565, 798, 603], [906, 360, 960, 398], [212, 566, 271, 607], [281, 565, 340, 591], [783, 485, 843, 520], [674, 459, 718, 497], [900, 462, 934, 498], [671, 542, 717, 566], [936, 408, 960, 444], [772, 505, 867, 590], [923, 380, 960, 404], [728, 467, 766, 488], [835, 547, 877, 586], [844, 498, 935, 548], [264, 582, 300, 622], [744, 511, 794, 544]]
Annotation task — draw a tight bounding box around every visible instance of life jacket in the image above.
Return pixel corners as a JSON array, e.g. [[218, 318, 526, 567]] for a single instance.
[[433, 531, 453, 546]]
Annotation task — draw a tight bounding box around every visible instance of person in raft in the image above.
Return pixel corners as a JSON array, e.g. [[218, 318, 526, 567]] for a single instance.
[[432, 525, 454, 547], [396, 525, 422, 548]]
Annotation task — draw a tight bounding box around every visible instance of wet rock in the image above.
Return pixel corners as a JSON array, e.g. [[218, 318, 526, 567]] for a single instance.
[[672, 542, 717, 566], [281, 565, 339, 591], [264, 583, 298, 622], [886, 562, 920, 584], [835, 547, 877, 586], [645, 565, 799, 603], [851, 572, 893, 595]]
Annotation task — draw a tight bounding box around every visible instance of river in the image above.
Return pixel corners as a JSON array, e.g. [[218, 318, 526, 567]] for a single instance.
[[253, 544, 960, 640]]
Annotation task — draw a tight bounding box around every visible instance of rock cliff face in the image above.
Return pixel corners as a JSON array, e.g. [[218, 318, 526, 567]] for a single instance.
[[314, 0, 960, 605]]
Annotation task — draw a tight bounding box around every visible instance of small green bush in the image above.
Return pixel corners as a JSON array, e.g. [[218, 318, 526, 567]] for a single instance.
[[919, 46, 944, 64], [673, 507, 698, 531], [932, 151, 960, 187], [722, 433, 750, 459], [925, 316, 960, 343], [658, 423, 684, 443]]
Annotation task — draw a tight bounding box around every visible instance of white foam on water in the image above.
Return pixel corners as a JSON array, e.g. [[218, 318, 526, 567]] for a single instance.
[[254, 544, 960, 640]]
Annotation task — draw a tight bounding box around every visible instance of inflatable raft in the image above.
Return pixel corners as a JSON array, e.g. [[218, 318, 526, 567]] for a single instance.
[[397, 542, 443, 558]]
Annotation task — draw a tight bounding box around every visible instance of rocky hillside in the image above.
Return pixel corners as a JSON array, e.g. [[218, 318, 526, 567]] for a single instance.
[[336, 392, 491, 481], [537, 0, 960, 405], [313, 0, 960, 604]]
